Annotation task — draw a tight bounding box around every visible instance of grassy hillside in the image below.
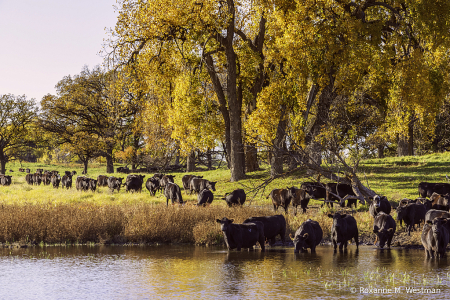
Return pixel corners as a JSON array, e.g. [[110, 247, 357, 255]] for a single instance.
[[2, 152, 450, 206]]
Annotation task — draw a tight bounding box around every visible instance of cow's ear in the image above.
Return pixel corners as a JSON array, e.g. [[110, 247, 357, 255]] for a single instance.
[[442, 219, 448, 224], [373, 226, 379, 233], [387, 228, 393, 232], [327, 214, 334, 218], [427, 220, 432, 225], [381, 196, 387, 201], [216, 219, 222, 223], [303, 233, 309, 239], [229, 219, 234, 223], [340, 214, 347, 218]]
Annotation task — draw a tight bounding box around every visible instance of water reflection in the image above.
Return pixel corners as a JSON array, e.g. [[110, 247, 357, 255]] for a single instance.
[[0, 245, 449, 299]]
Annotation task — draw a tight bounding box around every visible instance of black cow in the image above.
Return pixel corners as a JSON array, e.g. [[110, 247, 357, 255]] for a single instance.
[[76, 176, 89, 191], [164, 182, 183, 206], [287, 186, 309, 215], [64, 171, 71, 177], [197, 189, 214, 206], [97, 175, 109, 187], [25, 168, 30, 173], [182, 174, 203, 194], [418, 182, 450, 198], [0, 175, 12, 186], [293, 219, 323, 253], [71, 171, 77, 176], [429, 192, 450, 211], [266, 189, 291, 213], [421, 218, 449, 258], [425, 209, 450, 223], [32, 173, 42, 185], [25, 173, 33, 185], [369, 195, 392, 217], [125, 174, 146, 193], [189, 178, 217, 194], [222, 189, 246, 207], [117, 167, 129, 174], [216, 217, 265, 252], [61, 175, 72, 189], [42, 173, 52, 185], [373, 212, 396, 249], [88, 178, 98, 192], [243, 215, 286, 245], [326, 183, 357, 208], [107, 176, 123, 193], [51, 175, 61, 188], [302, 182, 326, 201], [396, 203, 427, 236], [160, 175, 175, 190], [145, 177, 160, 196], [18, 168, 25, 172], [328, 212, 359, 251]]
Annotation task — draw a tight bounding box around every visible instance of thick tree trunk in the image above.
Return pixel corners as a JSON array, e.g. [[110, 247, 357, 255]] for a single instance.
[[186, 151, 195, 172], [0, 159, 5, 175], [83, 160, 88, 174], [377, 145, 385, 158], [245, 144, 258, 172], [397, 134, 409, 156], [206, 149, 212, 169], [106, 148, 114, 173], [271, 105, 287, 177]]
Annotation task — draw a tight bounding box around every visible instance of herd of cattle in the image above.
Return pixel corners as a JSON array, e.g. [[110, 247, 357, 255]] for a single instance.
[[2, 168, 450, 257], [219, 181, 450, 258]]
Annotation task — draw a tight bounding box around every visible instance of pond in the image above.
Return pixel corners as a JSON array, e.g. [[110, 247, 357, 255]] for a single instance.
[[0, 245, 449, 299]]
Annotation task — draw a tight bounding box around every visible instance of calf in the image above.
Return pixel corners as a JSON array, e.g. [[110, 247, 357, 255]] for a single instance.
[[425, 209, 450, 223], [429, 192, 450, 211], [164, 182, 183, 206], [373, 212, 396, 249], [61, 175, 72, 189], [145, 177, 160, 196], [287, 186, 309, 215], [421, 218, 449, 258], [222, 189, 246, 207], [216, 217, 265, 251], [88, 178, 98, 192], [243, 215, 286, 245], [0, 175, 12, 186], [292, 219, 323, 253], [51, 174, 61, 188], [125, 174, 146, 193], [369, 195, 392, 217], [266, 189, 291, 213], [189, 178, 217, 194], [396, 203, 426, 236], [197, 189, 214, 206], [107, 176, 123, 193], [326, 183, 357, 208], [97, 175, 109, 187], [328, 212, 359, 251], [182, 174, 203, 194]]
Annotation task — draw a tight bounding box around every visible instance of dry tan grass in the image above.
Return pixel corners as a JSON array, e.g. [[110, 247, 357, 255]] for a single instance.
[[0, 202, 385, 246]]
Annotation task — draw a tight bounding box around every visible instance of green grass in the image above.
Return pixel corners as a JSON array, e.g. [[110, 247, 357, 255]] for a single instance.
[[4, 152, 450, 206]]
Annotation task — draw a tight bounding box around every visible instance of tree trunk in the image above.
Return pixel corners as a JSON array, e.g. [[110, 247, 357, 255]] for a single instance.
[[0, 158, 5, 175], [186, 151, 195, 172], [288, 148, 299, 171], [245, 144, 258, 172], [408, 117, 414, 156], [206, 149, 212, 170], [106, 149, 114, 173], [83, 160, 88, 174], [397, 134, 409, 156], [271, 105, 287, 177], [377, 145, 384, 158]]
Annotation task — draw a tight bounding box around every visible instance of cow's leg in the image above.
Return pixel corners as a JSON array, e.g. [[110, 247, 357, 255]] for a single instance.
[[333, 239, 337, 250]]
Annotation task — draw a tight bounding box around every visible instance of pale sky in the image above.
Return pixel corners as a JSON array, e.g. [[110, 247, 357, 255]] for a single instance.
[[0, 0, 118, 102]]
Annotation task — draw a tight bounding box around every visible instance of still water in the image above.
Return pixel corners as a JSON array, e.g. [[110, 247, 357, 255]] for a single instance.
[[0, 245, 449, 299]]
